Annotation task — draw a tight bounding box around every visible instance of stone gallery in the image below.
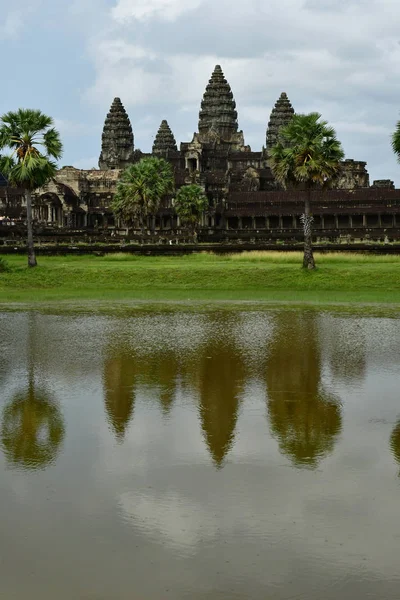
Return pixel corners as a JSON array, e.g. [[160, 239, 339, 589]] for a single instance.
[[1, 65, 400, 242]]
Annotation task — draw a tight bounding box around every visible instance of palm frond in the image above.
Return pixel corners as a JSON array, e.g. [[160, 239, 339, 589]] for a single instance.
[[42, 128, 63, 159], [268, 112, 344, 189]]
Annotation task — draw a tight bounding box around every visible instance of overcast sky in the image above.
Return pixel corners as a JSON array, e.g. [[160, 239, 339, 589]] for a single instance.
[[1, 0, 400, 184]]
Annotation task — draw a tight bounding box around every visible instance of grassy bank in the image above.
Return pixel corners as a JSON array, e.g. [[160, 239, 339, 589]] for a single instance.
[[1, 252, 400, 306]]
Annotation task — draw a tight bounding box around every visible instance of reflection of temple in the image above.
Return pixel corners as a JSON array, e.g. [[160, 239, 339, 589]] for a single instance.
[[103, 346, 137, 441], [266, 313, 342, 468], [197, 331, 244, 467], [2, 65, 400, 241], [102, 341, 183, 441], [101, 326, 244, 466]]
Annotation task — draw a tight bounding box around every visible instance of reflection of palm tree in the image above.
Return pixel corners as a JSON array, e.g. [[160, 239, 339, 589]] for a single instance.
[[1, 383, 64, 471], [1, 313, 65, 471], [266, 313, 342, 468], [197, 335, 244, 468], [103, 349, 137, 442], [390, 422, 400, 473]]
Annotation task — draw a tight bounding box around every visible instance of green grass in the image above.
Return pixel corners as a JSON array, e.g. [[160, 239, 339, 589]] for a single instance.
[[0, 252, 400, 309]]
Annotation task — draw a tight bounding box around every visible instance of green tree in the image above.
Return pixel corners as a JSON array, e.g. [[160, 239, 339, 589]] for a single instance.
[[174, 184, 208, 241], [391, 121, 400, 163], [0, 109, 63, 267], [0, 154, 16, 219], [111, 157, 174, 232], [269, 113, 344, 269]]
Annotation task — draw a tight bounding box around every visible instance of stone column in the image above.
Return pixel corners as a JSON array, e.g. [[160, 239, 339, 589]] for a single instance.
[[238, 217, 243, 229]]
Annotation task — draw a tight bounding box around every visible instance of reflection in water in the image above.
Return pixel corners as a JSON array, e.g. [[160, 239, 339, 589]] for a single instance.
[[197, 333, 244, 468], [1, 383, 65, 471], [325, 318, 367, 384], [103, 347, 137, 441], [1, 313, 65, 471], [103, 340, 182, 441], [102, 320, 244, 466], [266, 313, 342, 468], [390, 421, 400, 474], [2, 311, 400, 599]]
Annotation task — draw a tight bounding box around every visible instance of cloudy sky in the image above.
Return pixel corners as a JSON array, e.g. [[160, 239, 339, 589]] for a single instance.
[[1, 0, 400, 183]]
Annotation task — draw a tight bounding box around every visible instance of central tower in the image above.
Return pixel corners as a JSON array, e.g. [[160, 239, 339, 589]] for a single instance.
[[197, 65, 245, 149], [99, 97, 134, 170]]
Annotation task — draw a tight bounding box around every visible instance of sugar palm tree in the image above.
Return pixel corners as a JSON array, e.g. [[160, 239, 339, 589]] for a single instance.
[[112, 157, 175, 233], [0, 109, 63, 267], [174, 184, 208, 241], [391, 121, 400, 163], [269, 113, 344, 269]]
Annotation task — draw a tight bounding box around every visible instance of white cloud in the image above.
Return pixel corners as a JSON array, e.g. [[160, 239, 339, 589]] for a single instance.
[[111, 0, 203, 23], [0, 11, 24, 39]]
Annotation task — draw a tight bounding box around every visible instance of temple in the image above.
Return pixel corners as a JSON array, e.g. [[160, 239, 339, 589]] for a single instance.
[[1, 65, 400, 242]]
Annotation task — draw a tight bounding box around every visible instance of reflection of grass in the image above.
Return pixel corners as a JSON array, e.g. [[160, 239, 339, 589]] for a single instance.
[[0, 253, 400, 305]]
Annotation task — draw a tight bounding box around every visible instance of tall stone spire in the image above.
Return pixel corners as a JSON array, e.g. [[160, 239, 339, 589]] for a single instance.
[[198, 65, 239, 142], [266, 92, 295, 150], [152, 120, 178, 155], [99, 97, 134, 170]]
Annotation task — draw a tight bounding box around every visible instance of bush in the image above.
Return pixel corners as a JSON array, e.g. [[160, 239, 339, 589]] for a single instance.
[[0, 257, 10, 272]]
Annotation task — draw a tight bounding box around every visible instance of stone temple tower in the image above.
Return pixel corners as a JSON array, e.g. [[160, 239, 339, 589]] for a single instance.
[[152, 120, 178, 155], [266, 92, 295, 151], [198, 65, 244, 147], [99, 97, 134, 170]]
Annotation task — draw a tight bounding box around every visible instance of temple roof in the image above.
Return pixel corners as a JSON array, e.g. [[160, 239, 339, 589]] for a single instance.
[[266, 92, 295, 150], [198, 65, 239, 141], [99, 97, 134, 170], [152, 120, 178, 154]]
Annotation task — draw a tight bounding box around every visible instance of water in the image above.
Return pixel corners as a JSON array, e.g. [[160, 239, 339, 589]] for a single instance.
[[0, 309, 400, 599]]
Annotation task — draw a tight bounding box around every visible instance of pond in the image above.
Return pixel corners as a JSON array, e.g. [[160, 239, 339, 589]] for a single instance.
[[0, 309, 400, 599]]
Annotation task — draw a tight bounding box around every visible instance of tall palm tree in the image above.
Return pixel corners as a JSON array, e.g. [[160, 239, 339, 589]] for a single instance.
[[269, 112, 344, 269], [112, 157, 175, 233], [0, 109, 63, 267]]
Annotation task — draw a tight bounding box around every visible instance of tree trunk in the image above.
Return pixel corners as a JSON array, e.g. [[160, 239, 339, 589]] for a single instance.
[[25, 189, 37, 268], [303, 189, 315, 270], [5, 187, 9, 218]]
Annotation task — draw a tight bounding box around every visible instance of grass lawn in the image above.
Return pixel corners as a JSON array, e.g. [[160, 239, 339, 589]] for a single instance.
[[1, 251, 400, 309]]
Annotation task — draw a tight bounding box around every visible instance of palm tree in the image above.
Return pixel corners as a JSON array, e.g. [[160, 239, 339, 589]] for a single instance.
[[0, 154, 16, 219], [111, 157, 174, 233], [269, 113, 344, 269], [391, 121, 400, 162], [174, 184, 208, 241], [0, 109, 63, 267]]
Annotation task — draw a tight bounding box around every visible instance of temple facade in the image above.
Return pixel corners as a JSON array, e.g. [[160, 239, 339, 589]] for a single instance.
[[1, 65, 400, 242]]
